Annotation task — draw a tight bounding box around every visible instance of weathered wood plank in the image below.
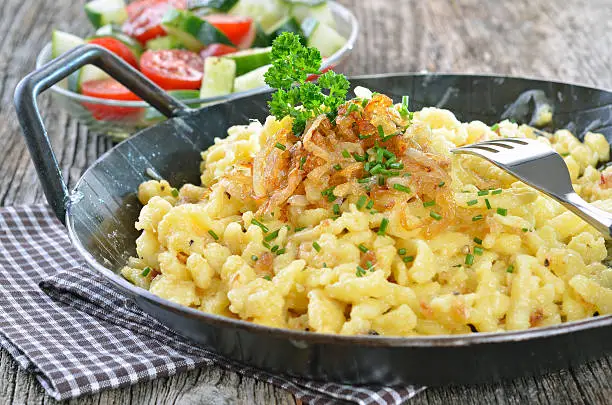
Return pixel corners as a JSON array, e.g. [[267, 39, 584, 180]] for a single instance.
[[1, 0, 611, 404]]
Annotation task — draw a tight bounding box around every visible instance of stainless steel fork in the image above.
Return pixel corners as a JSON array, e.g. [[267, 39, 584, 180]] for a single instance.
[[451, 138, 612, 238]]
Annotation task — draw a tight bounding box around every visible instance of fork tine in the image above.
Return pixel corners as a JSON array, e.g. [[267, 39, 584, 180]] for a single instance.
[[476, 141, 515, 149], [478, 138, 529, 146], [452, 145, 501, 154]]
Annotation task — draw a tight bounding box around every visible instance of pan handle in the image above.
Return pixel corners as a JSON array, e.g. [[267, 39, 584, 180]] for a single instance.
[[14, 44, 190, 224]]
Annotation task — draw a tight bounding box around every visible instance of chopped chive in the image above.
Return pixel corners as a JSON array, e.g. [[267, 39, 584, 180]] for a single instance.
[[474, 247, 484, 255], [271, 245, 279, 253], [364, 162, 371, 172], [472, 214, 483, 221], [491, 189, 503, 195], [264, 229, 280, 241], [365, 260, 373, 269], [423, 200, 436, 207], [382, 149, 395, 159], [141, 267, 151, 277], [491, 123, 499, 131], [388, 162, 404, 169], [366, 200, 374, 209], [398, 248, 407, 255], [377, 176, 385, 186], [251, 255, 258, 262], [263, 275, 272, 281], [347, 103, 360, 114], [477, 190, 489, 196], [358, 133, 372, 140], [403, 256, 414, 263], [506, 265, 514, 273], [522, 228, 529, 232], [171, 188, 179, 197], [404, 172, 412, 177], [438, 181, 445, 187], [377, 125, 385, 139], [300, 156, 307, 169], [473, 237, 483, 244], [400, 95, 410, 117], [378, 218, 389, 235], [333, 164, 342, 171], [251, 219, 269, 233], [387, 156, 397, 164], [380, 169, 400, 177], [376, 147, 384, 163], [342, 149, 350, 158], [467, 199, 478, 206], [312, 241, 321, 252], [358, 244, 369, 253], [430, 211, 443, 221], [497, 208, 508, 216], [370, 164, 383, 175], [356, 266, 367, 277], [393, 184, 411, 193], [484, 198, 492, 209], [323, 262, 327, 267], [358, 177, 373, 183], [275, 142, 286, 151], [561, 152, 570, 157], [295, 226, 307, 232], [276, 248, 286, 255], [356, 195, 367, 210], [465, 253, 475, 265], [262, 241, 271, 249], [353, 153, 366, 162], [362, 98, 369, 107], [208, 229, 219, 240], [333, 204, 341, 215]]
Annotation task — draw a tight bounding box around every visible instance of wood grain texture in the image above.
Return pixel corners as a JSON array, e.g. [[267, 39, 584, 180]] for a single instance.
[[1, 0, 611, 404]]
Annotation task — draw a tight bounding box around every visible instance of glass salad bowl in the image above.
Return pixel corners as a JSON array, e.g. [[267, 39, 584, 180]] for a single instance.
[[36, 1, 358, 141]]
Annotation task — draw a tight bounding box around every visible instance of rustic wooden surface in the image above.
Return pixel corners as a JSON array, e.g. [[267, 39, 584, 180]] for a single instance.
[[1, 0, 611, 404]]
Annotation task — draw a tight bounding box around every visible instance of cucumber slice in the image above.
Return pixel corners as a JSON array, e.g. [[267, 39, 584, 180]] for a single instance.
[[52, 30, 85, 58], [251, 23, 272, 47], [88, 27, 144, 58], [265, 16, 304, 44], [224, 47, 271, 76], [84, 0, 128, 29], [302, 17, 345, 58], [52, 30, 109, 89], [228, 0, 290, 32], [161, 8, 233, 51], [144, 90, 201, 123], [290, 1, 335, 27], [200, 57, 236, 98], [145, 36, 184, 50], [188, 0, 239, 12], [233, 64, 270, 93]]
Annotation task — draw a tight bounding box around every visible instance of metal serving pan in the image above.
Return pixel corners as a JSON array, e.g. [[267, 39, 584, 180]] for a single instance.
[[14, 45, 612, 387]]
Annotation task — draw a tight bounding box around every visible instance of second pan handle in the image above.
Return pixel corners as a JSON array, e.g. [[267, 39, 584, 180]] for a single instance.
[[14, 44, 191, 223]]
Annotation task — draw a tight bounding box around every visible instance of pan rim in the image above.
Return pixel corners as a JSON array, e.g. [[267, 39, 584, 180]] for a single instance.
[[67, 72, 612, 348]]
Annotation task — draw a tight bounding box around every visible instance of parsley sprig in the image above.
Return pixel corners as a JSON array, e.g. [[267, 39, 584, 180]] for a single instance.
[[265, 32, 350, 135]]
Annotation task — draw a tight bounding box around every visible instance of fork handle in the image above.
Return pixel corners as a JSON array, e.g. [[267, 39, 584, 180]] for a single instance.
[[562, 193, 612, 238]]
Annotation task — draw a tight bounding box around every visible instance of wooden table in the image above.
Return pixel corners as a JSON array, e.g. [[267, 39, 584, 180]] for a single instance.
[[1, 0, 611, 403]]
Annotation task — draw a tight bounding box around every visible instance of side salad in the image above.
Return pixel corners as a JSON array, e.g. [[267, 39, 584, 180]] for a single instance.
[[51, 0, 348, 118]]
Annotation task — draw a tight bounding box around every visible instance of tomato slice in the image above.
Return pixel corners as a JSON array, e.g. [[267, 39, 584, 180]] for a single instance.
[[81, 79, 142, 120], [123, 0, 186, 44], [139, 49, 203, 90], [88, 37, 139, 68], [203, 14, 253, 47], [199, 44, 238, 59]]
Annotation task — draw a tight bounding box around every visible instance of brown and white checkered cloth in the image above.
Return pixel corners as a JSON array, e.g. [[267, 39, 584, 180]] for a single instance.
[[0, 205, 425, 404]]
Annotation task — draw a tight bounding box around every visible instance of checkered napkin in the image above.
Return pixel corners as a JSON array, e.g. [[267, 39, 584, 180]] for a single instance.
[[0, 205, 425, 404]]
